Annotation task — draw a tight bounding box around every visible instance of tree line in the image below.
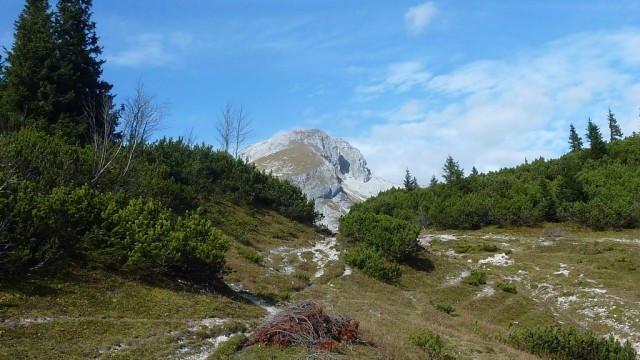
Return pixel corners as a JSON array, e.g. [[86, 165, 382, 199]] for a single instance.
[[0, 1, 319, 279], [347, 110, 640, 231]]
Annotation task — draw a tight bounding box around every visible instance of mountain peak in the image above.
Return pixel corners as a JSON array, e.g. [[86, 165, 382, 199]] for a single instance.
[[243, 129, 394, 230]]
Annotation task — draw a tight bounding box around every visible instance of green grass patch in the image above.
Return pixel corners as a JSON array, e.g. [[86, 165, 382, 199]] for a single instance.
[[237, 246, 263, 265], [467, 270, 488, 286], [434, 301, 457, 316], [208, 334, 248, 359], [410, 330, 456, 359], [454, 244, 472, 254], [478, 244, 499, 252], [0, 269, 264, 360], [496, 281, 517, 294]]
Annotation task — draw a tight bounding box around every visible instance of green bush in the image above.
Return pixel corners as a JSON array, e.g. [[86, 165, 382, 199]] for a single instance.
[[345, 244, 401, 283], [0, 183, 108, 274], [479, 244, 499, 252], [89, 199, 228, 278], [340, 211, 418, 283], [467, 270, 487, 286], [434, 302, 457, 316], [497, 281, 517, 294], [453, 244, 472, 254], [509, 325, 637, 359], [339, 211, 420, 261], [0, 128, 91, 191], [410, 330, 455, 359]]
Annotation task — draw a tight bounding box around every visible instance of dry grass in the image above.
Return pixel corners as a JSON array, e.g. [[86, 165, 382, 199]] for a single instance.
[[0, 269, 264, 359], [3, 221, 640, 359], [284, 225, 640, 359]]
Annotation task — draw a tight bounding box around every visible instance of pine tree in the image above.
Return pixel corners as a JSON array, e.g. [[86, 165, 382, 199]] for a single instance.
[[0, 55, 5, 132], [568, 123, 583, 152], [54, 0, 114, 142], [429, 175, 438, 187], [586, 118, 607, 158], [403, 168, 418, 190], [470, 166, 479, 176], [0, 0, 61, 133], [607, 108, 623, 142], [442, 155, 464, 184]]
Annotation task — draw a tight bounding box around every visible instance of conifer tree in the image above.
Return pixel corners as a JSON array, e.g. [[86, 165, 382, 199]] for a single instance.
[[607, 108, 623, 142], [54, 0, 113, 142], [429, 175, 438, 187], [403, 168, 418, 190], [442, 155, 464, 184], [568, 123, 583, 152], [586, 118, 607, 158], [0, 0, 60, 133], [0, 54, 5, 130]]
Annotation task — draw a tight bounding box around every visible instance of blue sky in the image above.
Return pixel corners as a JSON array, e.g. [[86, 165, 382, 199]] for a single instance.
[[2, 1, 640, 183]]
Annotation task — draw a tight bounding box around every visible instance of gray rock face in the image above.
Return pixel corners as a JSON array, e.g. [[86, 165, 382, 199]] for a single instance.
[[242, 129, 395, 230]]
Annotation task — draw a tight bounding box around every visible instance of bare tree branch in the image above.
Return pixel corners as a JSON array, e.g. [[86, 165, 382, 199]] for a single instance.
[[120, 80, 166, 176], [216, 102, 234, 153], [233, 105, 253, 158], [84, 80, 166, 182], [215, 102, 252, 158], [84, 93, 121, 184]]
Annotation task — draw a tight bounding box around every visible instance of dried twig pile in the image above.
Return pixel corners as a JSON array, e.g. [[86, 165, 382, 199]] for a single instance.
[[246, 300, 362, 351]]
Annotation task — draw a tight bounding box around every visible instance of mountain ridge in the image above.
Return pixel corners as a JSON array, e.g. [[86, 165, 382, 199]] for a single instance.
[[243, 129, 395, 229]]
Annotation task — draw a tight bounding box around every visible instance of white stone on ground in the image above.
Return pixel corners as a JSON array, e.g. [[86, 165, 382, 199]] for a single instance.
[[478, 253, 514, 266]]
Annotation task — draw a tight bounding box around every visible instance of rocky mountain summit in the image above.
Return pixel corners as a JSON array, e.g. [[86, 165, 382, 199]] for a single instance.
[[242, 129, 395, 230]]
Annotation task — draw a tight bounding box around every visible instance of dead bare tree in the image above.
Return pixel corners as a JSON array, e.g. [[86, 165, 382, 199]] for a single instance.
[[232, 105, 252, 158], [216, 102, 234, 153], [84, 81, 165, 182], [120, 81, 166, 176], [215, 102, 252, 158], [85, 93, 121, 184]]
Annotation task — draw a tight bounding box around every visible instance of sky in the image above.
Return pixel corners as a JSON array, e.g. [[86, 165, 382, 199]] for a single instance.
[[2, 1, 640, 184]]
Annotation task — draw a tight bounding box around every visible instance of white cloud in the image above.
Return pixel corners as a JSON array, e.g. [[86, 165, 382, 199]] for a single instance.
[[388, 99, 427, 122], [404, 2, 438, 35], [107, 31, 194, 68], [356, 61, 432, 95], [349, 29, 640, 184]]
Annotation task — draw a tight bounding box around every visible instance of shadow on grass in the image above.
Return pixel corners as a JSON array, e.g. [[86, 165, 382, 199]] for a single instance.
[[404, 254, 435, 273], [2, 278, 59, 297]]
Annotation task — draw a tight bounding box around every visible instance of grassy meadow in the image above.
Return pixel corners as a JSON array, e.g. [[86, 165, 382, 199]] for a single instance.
[[2, 222, 639, 359]]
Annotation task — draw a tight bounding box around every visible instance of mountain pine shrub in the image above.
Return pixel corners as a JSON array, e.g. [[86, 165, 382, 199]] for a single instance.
[[344, 244, 401, 283], [509, 324, 637, 359]]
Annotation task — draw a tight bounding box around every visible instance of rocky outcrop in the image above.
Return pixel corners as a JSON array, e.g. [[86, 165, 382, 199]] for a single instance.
[[242, 129, 395, 230]]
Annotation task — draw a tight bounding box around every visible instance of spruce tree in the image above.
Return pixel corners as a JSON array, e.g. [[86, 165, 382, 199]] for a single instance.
[[586, 118, 607, 158], [404, 168, 418, 190], [568, 123, 583, 152], [442, 155, 464, 184], [0, 0, 61, 133], [54, 0, 114, 142], [411, 176, 418, 189], [607, 108, 623, 142]]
